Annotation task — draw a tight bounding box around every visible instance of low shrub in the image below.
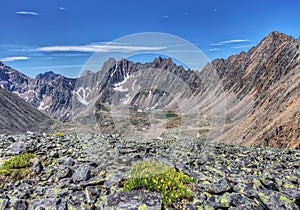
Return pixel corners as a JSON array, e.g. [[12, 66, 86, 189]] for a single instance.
[[123, 161, 197, 206], [0, 153, 34, 178]]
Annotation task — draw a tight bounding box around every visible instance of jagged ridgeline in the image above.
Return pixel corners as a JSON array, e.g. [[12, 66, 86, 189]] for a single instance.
[[0, 31, 299, 148]]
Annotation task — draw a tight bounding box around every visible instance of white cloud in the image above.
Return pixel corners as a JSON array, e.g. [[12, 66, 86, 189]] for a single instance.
[[36, 44, 166, 53], [1, 56, 30, 62], [161, 15, 169, 18], [231, 44, 255, 49], [210, 39, 252, 47], [220, 39, 251, 44], [210, 43, 223, 46], [209, 48, 221, 51], [30, 64, 84, 70], [59, 7, 66, 10], [16, 11, 39, 16]]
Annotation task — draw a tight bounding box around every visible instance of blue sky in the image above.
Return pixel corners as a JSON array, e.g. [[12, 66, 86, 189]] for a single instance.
[[0, 0, 300, 78]]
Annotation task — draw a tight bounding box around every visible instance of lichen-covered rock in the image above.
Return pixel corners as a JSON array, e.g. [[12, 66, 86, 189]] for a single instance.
[[72, 167, 91, 182], [29, 199, 68, 210], [106, 189, 162, 210]]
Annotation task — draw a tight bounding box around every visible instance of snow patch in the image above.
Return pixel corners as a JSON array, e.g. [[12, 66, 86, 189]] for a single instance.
[[113, 73, 131, 92], [73, 87, 91, 105], [38, 101, 49, 111]]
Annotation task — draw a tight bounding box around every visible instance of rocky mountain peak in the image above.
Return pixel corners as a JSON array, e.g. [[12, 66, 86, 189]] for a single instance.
[[81, 69, 95, 77], [100, 57, 117, 72], [258, 31, 295, 48], [36, 71, 61, 80], [152, 56, 174, 67]]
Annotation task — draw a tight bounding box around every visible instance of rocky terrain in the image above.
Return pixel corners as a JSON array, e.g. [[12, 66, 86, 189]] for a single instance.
[[0, 88, 54, 134], [0, 133, 299, 209]]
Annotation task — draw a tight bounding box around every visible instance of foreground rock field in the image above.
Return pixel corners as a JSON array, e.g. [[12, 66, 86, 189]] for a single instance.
[[0, 133, 299, 209]]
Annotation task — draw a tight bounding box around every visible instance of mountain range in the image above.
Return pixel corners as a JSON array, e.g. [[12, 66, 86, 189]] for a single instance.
[[0, 31, 299, 149]]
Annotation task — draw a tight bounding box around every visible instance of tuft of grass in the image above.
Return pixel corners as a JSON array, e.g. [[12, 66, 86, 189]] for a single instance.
[[0, 153, 34, 178], [54, 132, 64, 137], [45, 132, 64, 137], [123, 161, 197, 206]]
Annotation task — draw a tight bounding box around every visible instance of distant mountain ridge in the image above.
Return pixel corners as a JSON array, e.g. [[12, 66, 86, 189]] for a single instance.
[[0, 62, 75, 120], [0, 31, 299, 149], [36, 71, 61, 80]]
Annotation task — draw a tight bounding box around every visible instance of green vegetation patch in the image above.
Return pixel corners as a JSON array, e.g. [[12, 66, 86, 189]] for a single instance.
[[45, 132, 64, 137], [123, 161, 197, 206], [0, 153, 34, 178]]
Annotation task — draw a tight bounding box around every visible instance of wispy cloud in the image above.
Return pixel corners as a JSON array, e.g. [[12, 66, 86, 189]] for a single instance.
[[209, 48, 222, 52], [16, 11, 39, 16], [211, 39, 252, 46], [59, 7, 66, 10], [30, 64, 84, 70], [231, 44, 255, 49], [210, 43, 223, 46], [36, 44, 166, 53], [1, 56, 30, 62], [220, 39, 252, 44], [161, 15, 169, 18]]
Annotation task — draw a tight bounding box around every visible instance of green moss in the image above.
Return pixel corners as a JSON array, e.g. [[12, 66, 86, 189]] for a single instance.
[[202, 181, 211, 185], [123, 161, 197, 207], [202, 204, 214, 210], [55, 132, 64, 137], [283, 183, 295, 189], [220, 197, 230, 207], [258, 192, 270, 204], [106, 172, 113, 179], [279, 195, 294, 203], [67, 204, 78, 210], [53, 188, 61, 196], [45, 132, 64, 137], [138, 204, 148, 210], [253, 179, 262, 188]]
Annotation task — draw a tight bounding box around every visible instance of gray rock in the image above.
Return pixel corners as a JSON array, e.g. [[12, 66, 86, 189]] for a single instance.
[[9, 198, 28, 210], [31, 157, 43, 174], [8, 142, 27, 155], [72, 167, 91, 182], [207, 178, 232, 194], [107, 190, 161, 210], [29, 199, 68, 210], [57, 167, 73, 180], [0, 199, 9, 209]]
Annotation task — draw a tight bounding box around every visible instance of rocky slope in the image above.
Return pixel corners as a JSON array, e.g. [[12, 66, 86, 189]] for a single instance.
[[0, 133, 299, 209], [205, 31, 300, 149], [0, 88, 53, 134]]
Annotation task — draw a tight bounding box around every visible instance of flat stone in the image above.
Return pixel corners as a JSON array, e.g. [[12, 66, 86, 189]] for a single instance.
[[106, 190, 161, 210], [72, 167, 91, 182]]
